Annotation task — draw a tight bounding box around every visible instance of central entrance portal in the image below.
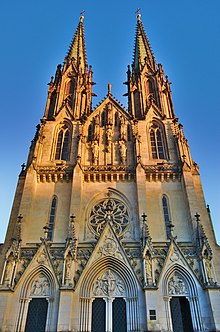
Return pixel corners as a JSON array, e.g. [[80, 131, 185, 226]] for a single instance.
[[170, 297, 193, 332], [92, 298, 127, 332]]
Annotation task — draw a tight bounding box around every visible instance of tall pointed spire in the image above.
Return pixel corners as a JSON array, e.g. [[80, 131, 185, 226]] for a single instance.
[[133, 13, 156, 72], [66, 13, 87, 73]]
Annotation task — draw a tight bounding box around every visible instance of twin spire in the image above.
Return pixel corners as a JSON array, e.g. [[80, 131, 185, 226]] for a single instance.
[[66, 14, 87, 73], [66, 12, 156, 75], [133, 14, 156, 72]]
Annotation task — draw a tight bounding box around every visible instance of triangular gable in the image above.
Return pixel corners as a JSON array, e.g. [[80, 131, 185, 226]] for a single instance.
[[90, 95, 131, 122], [13, 240, 60, 290], [156, 239, 203, 287], [55, 103, 75, 121], [75, 222, 141, 289], [145, 103, 163, 121]]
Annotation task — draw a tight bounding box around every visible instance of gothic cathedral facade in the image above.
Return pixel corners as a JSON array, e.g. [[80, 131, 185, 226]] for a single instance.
[[0, 13, 219, 332]]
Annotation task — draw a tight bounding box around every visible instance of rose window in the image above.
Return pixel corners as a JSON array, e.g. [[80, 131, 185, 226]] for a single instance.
[[89, 199, 129, 237]]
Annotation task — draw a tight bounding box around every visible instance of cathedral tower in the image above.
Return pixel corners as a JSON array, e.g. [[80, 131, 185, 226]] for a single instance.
[[0, 13, 219, 332]]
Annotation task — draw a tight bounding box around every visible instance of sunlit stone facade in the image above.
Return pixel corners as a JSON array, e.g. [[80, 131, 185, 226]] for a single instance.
[[0, 13, 220, 332]]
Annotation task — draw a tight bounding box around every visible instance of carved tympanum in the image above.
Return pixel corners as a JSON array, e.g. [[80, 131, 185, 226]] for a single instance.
[[93, 270, 125, 297]]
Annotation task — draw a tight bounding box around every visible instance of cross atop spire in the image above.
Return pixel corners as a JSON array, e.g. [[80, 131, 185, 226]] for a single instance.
[[133, 14, 156, 73], [66, 13, 87, 73]]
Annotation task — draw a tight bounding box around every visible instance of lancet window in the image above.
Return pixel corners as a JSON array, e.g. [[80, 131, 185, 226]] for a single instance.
[[127, 124, 132, 141], [64, 79, 74, 96], [88, 123, 93, 142], [48, 196, 57, 240], [48, 91, 57, 119], [150, 123, 165, 159], [162, 195, 171, 238], [55, 125, 70, 160], [101, 110, 107, 127]]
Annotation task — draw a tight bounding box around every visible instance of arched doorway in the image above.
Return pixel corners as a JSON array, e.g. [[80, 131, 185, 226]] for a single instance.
[[80, 257, 141, 332], [170, 296, 193, 332], [24, 298, 48, 332], [163, 267, 204, 332], [113, 298, 127, 332], [91, 298, 106, 332], [16, 267, 59, 332], [91, 297, 127, 332]]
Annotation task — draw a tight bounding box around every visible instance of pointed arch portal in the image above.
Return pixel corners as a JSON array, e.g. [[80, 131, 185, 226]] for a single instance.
[[79, 256, 140, 332], [163, 265, 204, 332]]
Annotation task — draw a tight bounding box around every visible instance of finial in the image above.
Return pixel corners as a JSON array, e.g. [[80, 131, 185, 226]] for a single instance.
[[195, 212, 200, 222], [70, 214, 76, 224], [141, 212, 147, 222], [136, 8, 141, 20], [17, 214, 23, 224], [21, 163, 26, 172], [43, 225, 49, 239], [108, 83, 112, 96], [80, 9, 85, 22]]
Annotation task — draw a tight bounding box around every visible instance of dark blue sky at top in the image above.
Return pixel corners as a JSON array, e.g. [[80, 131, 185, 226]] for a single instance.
[[0, 0, 219, 243]]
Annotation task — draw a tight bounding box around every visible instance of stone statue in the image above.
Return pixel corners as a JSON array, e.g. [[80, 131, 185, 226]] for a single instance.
[[106, 128, 112, 142], [91, 140, 99, 163], [205, 257, 213, 282], [64, 254, 72, 286], [120, 118, 127, 141], [119, 140, 127, 162], [4, 257, 14, 284]]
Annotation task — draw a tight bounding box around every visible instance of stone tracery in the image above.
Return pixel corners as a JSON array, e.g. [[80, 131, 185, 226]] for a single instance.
[[88, 198, 129, 237]]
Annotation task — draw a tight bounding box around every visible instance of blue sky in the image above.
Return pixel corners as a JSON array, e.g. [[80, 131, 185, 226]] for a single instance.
[[0, 0, 219, 243]]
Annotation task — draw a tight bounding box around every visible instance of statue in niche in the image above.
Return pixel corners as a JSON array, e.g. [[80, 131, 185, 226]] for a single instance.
[[64, 253, 72, 286], [119, 140, 127, 162], [205, 257, 213, 283], [120, 116, 126, 141], [106, 127, 112, 142], [91, 140, 99, 163], [3, 254, 14, 285], [203, 249, 214, 284], [145, 251, 153, 284]]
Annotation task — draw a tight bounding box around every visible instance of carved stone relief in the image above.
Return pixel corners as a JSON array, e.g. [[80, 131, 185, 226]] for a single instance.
[[30, 274, 50, 296], [168, 275, 188, 295], [93, 270, 125, 297]]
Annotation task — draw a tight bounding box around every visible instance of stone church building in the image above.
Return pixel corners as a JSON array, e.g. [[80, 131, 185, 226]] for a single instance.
[[0, 13, 219, 332]]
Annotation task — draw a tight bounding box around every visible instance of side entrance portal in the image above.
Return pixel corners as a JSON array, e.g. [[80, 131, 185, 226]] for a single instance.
[[24, 298, 48, 332], [170, 297, 193, 332]]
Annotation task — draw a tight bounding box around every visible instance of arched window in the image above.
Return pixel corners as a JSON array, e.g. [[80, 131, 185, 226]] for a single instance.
[[162, 195, 171, 239], [48, 196, 57, 241], [101, 110, 107, 127], [65, 80, 74, 96], [48, 91, 57, 119], [115, 113, 121, 127], [88, 123, 93, 142], [150, 123, 165, 159], [55, 125, 70, 160], [127, 124, 132, 141]]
